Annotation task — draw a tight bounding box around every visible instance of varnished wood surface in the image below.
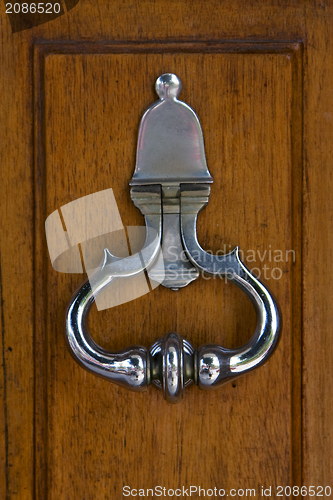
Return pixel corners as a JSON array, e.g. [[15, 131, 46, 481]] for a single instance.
[[40, 47, 294, 498], [0, 1, 332, 498]]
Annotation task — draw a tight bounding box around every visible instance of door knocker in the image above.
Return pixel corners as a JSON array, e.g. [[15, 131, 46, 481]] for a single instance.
[[65, 73, 281, 403]]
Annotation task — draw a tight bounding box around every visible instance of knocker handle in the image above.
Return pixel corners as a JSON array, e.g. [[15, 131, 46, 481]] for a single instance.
[[180, 185, 281, 389], [65, 208, 162, 391], [63, 73, 281, 403], [65, 211, 280, 401]]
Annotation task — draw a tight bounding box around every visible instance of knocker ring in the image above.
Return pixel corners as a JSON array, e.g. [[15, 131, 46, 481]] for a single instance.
[[65, 73, 281, 403]]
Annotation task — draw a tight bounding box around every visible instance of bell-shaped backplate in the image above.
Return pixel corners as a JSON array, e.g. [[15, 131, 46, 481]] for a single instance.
[[130, 73, 213, 186]]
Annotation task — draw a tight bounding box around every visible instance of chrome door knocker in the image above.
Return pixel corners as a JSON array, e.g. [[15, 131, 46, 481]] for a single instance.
[[65, 73, 281, 403]]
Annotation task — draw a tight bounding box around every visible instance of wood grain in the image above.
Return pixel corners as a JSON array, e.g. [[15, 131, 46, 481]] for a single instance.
[[303, 5, 333, 487], [0, 12, 34, 500], [0, 1, 332, 498], [35, 45, 296, 498]]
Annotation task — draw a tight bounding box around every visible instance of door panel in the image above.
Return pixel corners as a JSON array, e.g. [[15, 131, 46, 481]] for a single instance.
[[34, 43, 300, 497], [1, 2, 332, 498]]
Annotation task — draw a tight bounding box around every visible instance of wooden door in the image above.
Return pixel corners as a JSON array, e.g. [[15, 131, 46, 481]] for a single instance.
[[1, 1, 332, 498]]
